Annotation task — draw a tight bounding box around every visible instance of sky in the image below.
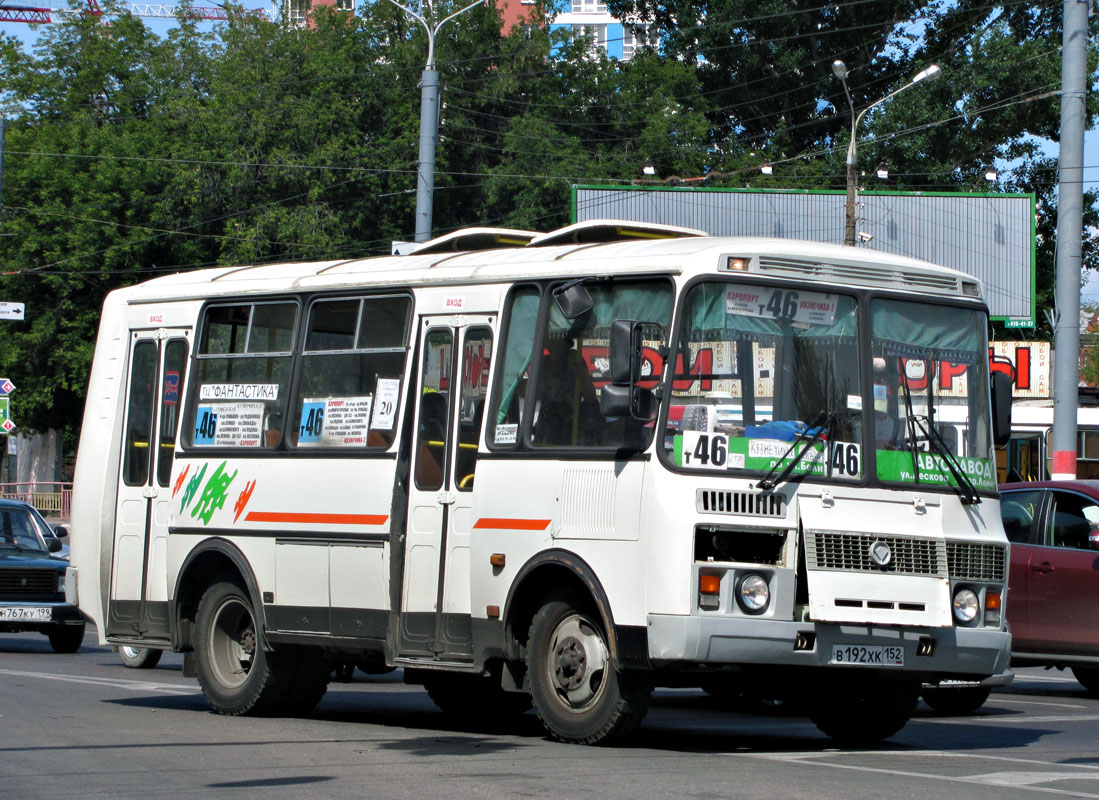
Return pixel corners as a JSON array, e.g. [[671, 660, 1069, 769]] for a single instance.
[[2, 5, 1098, 313]]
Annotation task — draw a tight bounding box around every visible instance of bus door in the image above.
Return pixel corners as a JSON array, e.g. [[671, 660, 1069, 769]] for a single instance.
[[399, 315, 494, 661], [106, 329, 190, 643]]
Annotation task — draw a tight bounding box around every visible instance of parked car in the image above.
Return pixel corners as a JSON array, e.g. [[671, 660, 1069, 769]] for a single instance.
[[26, 504, 68, 560], [0, 498, 85, 653], [1000, 480, 1099, 693]]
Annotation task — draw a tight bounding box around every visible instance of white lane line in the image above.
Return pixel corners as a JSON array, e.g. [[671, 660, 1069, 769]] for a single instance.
[[1013, 674, 1081, 684], [986, 697, 1089, 710], [919, 713, 1099, 726], [735, 751, 1099, 798], [0, 667, 196, 695]]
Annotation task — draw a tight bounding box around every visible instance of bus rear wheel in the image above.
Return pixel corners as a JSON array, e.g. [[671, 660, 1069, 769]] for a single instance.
[[194, 580, 294, 716], [809, 675, 919, 744], [527, 598, 651, 745]]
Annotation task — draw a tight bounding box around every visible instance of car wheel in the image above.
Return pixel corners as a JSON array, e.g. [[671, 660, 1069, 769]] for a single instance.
[[120, 646, 163, 669], [527, 597, 651, 745], [1072, 666, 1099, 695], [47, 622, 85, 654], [921, 685, 991, 715], [809, 675, 919, 744], [194, 580, 295, 715]]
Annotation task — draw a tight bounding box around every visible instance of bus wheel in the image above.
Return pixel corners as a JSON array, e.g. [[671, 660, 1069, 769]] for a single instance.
[[423, 673, 532, 721], [809, 675, 919, 744], [527, 598, 651, 745], [194, 580, 292, 715], [920, 685, 991, 715], [281, 647, 330, 715], [120, 646, 162, 669], [47, 622, 85, 654]]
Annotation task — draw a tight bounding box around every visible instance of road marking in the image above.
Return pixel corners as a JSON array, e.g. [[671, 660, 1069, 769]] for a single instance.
[[920, 713, 1099, 725], [987, 697, 1089, 709], [0, 667, 196, 695], [735, 751, 1099, 798]]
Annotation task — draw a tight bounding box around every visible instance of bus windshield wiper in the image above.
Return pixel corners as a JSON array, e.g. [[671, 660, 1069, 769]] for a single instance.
[[907, 414, 981, 505], [757, 410, 833, 491]]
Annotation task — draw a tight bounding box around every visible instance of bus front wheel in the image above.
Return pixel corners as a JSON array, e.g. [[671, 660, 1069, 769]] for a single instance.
[[527, 598, 651, 745], [194, 580, 293, 715]]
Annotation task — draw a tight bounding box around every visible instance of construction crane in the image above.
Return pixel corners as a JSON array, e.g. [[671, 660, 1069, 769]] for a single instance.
[[0, 0, 269, 23]]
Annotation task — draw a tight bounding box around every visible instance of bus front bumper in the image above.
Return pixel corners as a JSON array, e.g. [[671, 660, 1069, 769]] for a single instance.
[[646, 613, 1011, 679]]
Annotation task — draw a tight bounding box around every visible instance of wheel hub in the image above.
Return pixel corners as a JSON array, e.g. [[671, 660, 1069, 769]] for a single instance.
[[554, 636, 588, 691]]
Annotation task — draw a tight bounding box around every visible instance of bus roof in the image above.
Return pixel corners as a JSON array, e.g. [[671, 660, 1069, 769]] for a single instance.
[[113, 222, 984, 306]]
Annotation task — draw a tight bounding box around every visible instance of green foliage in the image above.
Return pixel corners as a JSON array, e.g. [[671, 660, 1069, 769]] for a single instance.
[[0, 1, 1093, 440]]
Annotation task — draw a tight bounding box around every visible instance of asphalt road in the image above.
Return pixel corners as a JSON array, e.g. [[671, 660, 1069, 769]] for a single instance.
[[3, 629, 1099, 800]]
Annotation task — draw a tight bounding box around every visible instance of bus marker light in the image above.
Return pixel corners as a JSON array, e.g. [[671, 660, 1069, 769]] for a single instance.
[[699, 574, 721, 595], [486, 605, 500, 618], [489, 553, 506, 568]]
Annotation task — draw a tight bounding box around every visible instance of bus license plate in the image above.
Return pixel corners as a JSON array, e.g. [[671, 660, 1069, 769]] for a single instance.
[[0, 606, 52, 621], [830, 645, 904, 667]]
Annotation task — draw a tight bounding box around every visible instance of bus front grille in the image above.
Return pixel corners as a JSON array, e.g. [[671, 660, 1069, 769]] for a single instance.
[[805, 531, 947, 577], [946, 541, 1007, 582], [697, 490, 785, 518]]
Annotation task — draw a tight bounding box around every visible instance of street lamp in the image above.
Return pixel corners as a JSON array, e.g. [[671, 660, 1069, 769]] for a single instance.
[[832, 60, 941, 246], [388, 0, 485, 242]]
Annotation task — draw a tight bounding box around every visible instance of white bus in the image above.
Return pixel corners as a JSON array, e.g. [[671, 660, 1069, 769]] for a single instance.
[[69, 220, 1012, 744]]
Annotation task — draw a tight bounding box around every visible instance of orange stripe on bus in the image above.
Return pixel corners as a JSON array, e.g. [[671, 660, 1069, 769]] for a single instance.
[[473, 518, 551, 531], [244, 511, 388, 526]]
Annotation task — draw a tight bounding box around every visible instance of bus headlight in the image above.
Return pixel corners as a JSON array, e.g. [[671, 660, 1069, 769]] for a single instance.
[[736, 573, 770, 614], [952, 588, 979, 624]]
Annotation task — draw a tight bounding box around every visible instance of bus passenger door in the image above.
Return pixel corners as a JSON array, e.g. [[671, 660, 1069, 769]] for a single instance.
[[398, 315, 493, 661], [106, 330, 190, 644]]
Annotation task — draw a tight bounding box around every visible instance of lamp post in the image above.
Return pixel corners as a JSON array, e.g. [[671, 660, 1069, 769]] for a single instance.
[[832, 60, 941, 246], [388, 0, 485, 242]]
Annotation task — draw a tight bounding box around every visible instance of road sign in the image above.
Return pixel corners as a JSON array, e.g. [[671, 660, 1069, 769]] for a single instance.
[[0, 397, 14, 433], [0, 379, 15, 395], [0, 302, 24, 321]]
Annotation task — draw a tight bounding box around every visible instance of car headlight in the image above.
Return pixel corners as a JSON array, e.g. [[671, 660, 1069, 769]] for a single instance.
[[953, 588, 979, 624], [736, 573, 770, 614]]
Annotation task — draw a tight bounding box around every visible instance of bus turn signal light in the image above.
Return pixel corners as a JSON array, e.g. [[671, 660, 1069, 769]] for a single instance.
[[985, 591, 1001, 611], [699, 574, 721, 595], [490, 553, 506, 567]]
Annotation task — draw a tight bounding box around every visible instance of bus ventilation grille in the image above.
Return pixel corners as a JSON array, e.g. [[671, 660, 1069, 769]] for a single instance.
[[805, 532, 947, 577], [758, 258, 963, 294], [696, 490, 784, 518], [946, 541, 1007, 582]]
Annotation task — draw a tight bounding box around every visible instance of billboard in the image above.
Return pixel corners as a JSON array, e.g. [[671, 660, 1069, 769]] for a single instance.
[[573, 185, 1036, 326]]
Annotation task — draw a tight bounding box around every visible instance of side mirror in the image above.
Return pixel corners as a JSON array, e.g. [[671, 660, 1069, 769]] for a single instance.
[[1090, 528, 1099, 552], [991, 371, 1012, 447], [609, 318, 644, 384], [552, 280, 593, 320], [47, 537, 62, 553], [54, 525, 69, 539], [600, 383, 656, 420]]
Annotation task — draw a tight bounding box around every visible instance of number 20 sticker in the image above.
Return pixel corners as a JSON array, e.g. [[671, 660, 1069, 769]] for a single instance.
[[681, 431, 732, 470]]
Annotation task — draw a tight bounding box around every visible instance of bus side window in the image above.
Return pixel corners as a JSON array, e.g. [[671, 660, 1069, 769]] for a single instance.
[[457, 328, 492, 490], [486, 286, 539, 449]]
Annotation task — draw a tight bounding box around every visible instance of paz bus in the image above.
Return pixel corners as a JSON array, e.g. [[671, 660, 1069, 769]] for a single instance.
[[69, 220, 1012, 744]]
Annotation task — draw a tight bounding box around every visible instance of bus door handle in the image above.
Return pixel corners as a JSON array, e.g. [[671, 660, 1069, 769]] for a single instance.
[[437, 492, 456, 506], [1031, 561, 1055, 574]]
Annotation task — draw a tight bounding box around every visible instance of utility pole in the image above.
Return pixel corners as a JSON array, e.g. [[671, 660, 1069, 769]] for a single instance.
[[1051, 0, 1089, 479], [387, 0, 484, 243]]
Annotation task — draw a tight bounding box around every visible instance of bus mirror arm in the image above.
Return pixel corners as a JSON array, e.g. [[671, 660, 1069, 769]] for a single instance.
[[990, 371, 1012, 447]]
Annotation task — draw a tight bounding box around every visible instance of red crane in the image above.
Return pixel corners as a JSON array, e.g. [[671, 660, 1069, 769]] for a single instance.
[[0, 0, 267, 23]]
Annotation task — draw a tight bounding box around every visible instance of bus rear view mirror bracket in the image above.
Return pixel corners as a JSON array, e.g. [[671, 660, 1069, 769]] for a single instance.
[[552, 280, 594, 319]]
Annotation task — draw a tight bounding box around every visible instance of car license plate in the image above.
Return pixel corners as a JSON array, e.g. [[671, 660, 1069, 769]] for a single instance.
[[0, 606, 52, 621], [830, 645, 904, 666]]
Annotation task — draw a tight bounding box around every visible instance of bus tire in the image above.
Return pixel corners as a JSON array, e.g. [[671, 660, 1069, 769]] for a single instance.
[[920, 685, 991, 715], [809, 676, 919, 744], [1072, 666, 1099, 695], [423, 673, 532, 720], [47, 622, 85, 654], [281, 647, 330, 715], [120, 646, 163, 669], [527, 598, 651, 745], [194, 580, 293, 716]]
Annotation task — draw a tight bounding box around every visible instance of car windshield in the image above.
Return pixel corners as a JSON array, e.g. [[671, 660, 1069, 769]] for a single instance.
[[870, 298, 995, 493], [663, 281, 863, 481], [0, 507, 48, 552]]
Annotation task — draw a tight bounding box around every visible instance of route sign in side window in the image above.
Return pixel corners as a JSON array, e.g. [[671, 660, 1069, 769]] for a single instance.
[[185, 301, 298, 449], [293, 295, 411, 450]]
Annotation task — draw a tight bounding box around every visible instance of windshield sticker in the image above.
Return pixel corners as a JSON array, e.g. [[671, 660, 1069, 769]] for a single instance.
[[297, 396, 373, 447], [193, 402, 264, 447], [199, 383, 279, 401], [877, 450, 995, 491], [725, 287, 838, 326], [371, 379, 400, 431]]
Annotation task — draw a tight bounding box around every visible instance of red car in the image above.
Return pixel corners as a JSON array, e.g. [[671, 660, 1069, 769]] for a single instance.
[[1000, 480, 1099, 693]]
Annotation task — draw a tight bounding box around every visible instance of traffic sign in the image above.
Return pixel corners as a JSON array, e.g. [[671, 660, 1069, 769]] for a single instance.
[[0, 302, 24, 321], [0, 378, 15, 395], [1, 419, 14, 434], [0, 396, 14, 433]]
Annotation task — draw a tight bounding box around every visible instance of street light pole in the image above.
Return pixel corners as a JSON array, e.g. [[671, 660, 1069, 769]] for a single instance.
[[832, 61, 941, 246], [387, 0, 485, 243]]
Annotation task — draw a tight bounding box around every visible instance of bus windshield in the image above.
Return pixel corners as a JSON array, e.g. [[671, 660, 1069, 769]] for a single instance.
[[870, 298, 994, 493], [663, 280, 863, 481]]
